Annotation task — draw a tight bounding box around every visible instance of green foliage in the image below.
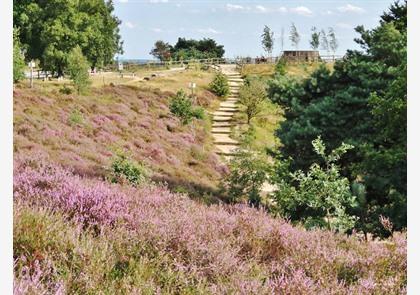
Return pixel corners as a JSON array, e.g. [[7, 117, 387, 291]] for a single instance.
[[172, 37, 225, 60], [209, 73, 230, 97], [268, 1, 407, 237], [310, 26, 320, 50], [59, 85, 73, 95], [67, 46, 91, 94], [274, 58, 286, 75], [239, 77, 267, 124], [68, 109, 84, 126], [272, 137, 357, 233], [13, 28, 26, 83], [261, 25, 274, 56], [110, 151, 148, 186], [169, 89, 204, 125], [224, 149, 270, 206], [14, 0, 122, 75]]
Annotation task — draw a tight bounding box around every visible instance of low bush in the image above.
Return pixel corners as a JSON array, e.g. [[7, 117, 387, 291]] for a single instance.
[[169, 89, 205, 124], [209, 72, 230, 97], [224, 149, 270, 206], [68, 109, 84, 126], [109, 151, 148, 186], [59, 85, 73, 94]]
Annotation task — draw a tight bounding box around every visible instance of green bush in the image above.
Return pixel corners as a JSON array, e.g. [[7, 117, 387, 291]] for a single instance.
[[209, 72, 230, 97], [224, 149, 270, 206], [272, 136, 357, 233], [67, 46, 91, 94], [274, 58, 287, 75], [109, 152, 148, 186], [68, 109, 84, 126], [169, 89, 205, 125], [59, 85, 73, 94]]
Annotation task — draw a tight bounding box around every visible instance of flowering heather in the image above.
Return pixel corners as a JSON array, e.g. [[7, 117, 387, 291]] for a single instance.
[[14, 160, 406, 294], [13, 85, 225, 195]]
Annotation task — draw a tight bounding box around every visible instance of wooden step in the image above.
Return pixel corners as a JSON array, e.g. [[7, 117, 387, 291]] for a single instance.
[[212, 121, 233, 127], [211, 127, 231, 134], [215, 144, 240, 156]]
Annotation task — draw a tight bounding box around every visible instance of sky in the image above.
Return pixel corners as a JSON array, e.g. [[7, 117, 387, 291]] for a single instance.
[[113, 0, 395, 59]]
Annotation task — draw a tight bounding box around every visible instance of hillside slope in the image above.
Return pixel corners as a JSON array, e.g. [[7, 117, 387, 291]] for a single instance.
[[14, 83, 227, 199]]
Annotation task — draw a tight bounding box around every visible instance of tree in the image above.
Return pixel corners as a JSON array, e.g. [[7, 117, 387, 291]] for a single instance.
[[14, 0, 122, 75], [150, 40, 172, 61], [320, 29, 329, 54], [13, 28, 26, 83], [328, 27, 339, 58], [272, 137, 357, 233], [268, 0, 407, 237], [238, 78, 267, 124], [224, 149, 269, 207], [171, 37, 225, 60], [67, 47, 91, 94], [261, 25, 274, 57], [289, 23, 300, 50], [310, 26, 320, 50]]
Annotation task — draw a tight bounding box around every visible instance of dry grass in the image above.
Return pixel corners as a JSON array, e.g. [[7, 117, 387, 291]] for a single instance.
[[240, 62, 335, 79]]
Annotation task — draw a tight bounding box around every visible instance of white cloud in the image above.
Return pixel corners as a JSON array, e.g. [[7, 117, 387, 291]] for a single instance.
[[149, 0, 169, 3], [151, 28, 163, 33], [323, 10, 334, 15], [337, 22, 354, 29], [337, 4, 365, 14], [277, 7, 287, 13], [118, 0, 128, 3], [291, 6, 313, 16], [226, 3, 248, 11], [255, 5, 267, 13], [124, 21, 135, 29], [197, 28, 221, 34]]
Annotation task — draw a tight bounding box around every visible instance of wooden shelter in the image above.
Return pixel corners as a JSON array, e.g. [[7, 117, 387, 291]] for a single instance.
[[281, 50, 320, 62]]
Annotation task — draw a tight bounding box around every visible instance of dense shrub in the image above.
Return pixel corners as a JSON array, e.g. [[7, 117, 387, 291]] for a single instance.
[[109, 151, 149, 186], [267, 2, 407, 238], [13, 160, 407, 294], [224, 149, 270, 206], [272, 137, 357, 233], [209, 72, 230, 97], [169, 89, 205, 124]]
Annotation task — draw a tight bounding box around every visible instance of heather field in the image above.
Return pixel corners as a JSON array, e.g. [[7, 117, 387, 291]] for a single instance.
[[14, 81, 227, 200], [14, 160, 406, 294]]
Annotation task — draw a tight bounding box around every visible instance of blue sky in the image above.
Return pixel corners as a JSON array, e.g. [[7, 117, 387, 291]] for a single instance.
[[114, 0, 394, 59]]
